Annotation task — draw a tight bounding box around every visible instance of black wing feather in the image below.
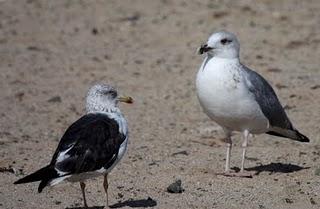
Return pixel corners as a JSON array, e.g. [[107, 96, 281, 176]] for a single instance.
[[52, 113, 126, 174], [14, 113, 126, 192]]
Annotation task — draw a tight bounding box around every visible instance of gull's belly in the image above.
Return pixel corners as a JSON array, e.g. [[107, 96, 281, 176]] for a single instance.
[[196, 61, 268, 133]]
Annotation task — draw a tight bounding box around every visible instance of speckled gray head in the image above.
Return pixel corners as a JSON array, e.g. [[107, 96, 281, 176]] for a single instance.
[[198, 31, 240, 59], [86, 84, 133, 113]]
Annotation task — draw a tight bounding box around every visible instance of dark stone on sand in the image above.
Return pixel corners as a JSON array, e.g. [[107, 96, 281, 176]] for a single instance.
[[167, 179, 184, 193], [285, 198, 293, 204], [47, 96, 62, 103], [171, 150, 189, 156]]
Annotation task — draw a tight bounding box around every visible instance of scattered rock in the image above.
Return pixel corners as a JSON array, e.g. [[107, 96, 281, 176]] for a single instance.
[[267, 68, 282, 73], [92, 56, 100, 62], [134, 60, 143, 64], [241, 5, 256, 14], [0, 166, 15, 174], [69, 104, 80, 115], [117, 186, 124, 190], [180, 127, 187, 133], [284, 105, 295, 110], [299, 151, 307, 156], [54, 201, 61, 205], [171, 150, 189, 156], [148, 161, 159, 166], [104, 54, 111, 60], [92, 28, 98, 35], [167, 179, 184, 193], [120, 13, 140, 23], [21, 134, 31, 141], [286, 40, 306, 49], [15, 92, 25, 102], [311, 85, 320, 90], [27, 46, 41, 51], [284, 198, 293, 204], [275, 83, 288, 89], [213, 11, 229, 19], [310, 197, 317, 205], [47, 96, 62, 103], [246, 156, 259, 161], [117, 192, 124, 198]]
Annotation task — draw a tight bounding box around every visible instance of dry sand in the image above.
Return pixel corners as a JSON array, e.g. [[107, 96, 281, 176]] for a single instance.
[[1, 0, 320, 208]]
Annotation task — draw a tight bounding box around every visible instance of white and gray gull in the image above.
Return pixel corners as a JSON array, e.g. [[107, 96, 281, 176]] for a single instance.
[[196, 31, 309, 177], [14, 84, 133, 207]]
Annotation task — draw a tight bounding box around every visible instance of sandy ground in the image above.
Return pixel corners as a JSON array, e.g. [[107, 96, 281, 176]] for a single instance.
[[1, 0, 320, 208]]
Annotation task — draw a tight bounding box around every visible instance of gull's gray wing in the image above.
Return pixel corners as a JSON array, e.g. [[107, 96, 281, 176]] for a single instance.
[[242, 65, 309, 142], [242, 66, 292, 129]]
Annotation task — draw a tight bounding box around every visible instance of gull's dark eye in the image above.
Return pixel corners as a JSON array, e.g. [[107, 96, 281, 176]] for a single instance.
[[101, 89, 117, 98], [109, 90, 117, 98], [221, 38, 232, 45]]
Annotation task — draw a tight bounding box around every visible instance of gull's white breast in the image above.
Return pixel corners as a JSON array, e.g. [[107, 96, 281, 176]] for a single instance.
[[196, 57, 268, 133]]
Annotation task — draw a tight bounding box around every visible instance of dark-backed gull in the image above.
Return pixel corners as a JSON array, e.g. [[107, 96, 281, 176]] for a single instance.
[[14, 84, 133, 207]]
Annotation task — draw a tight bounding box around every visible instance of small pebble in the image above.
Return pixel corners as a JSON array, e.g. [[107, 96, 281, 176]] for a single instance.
[[47, 96, 62, 103], [167, 179, 184, 193], [310, 197, 317, 205], [285, 198, 293, 204], [171, 151, 189, 156]]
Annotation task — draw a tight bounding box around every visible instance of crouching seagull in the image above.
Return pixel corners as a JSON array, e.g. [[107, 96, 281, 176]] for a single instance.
[[196, 31, 309, 177], [14, 84, 133, 207]]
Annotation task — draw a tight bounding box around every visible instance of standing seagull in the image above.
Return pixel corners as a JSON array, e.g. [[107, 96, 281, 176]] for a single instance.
[[14, 84, 133, 207], [196, 31, 309, 177]]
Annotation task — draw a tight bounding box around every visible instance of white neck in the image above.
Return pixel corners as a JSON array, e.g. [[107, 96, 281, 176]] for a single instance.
[[208, 47, 239, 59], [209, 56, 240, 62], [86, 102, 121, 114], [201, 55, 239, 71]]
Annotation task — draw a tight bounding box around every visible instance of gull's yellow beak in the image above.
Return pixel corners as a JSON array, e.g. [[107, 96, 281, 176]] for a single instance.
[[118, 96, 133, 104]]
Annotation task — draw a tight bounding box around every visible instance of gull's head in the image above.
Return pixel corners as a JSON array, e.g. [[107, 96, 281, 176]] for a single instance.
[[198, 31, 240, 59], [86, 84, 133, 113]]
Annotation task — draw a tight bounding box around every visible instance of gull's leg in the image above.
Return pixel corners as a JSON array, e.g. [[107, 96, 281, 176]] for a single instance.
[[232, 129, 255, 177], [80, 182, 88, 208], [216, 129, 233, 176], [240, 129, 249, 172], [218, 129, 254, 178], [224, 130, 232, 173], [103, 174, 109, 207]]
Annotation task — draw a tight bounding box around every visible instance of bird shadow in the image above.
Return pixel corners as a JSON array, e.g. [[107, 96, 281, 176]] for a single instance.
[[66, 206, 104, 209], [245, 162, 310, 175], [109, 197, 157, 208]]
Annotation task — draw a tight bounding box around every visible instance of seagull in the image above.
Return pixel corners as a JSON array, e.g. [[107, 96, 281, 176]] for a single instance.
[[14, 84, 133, 207], [196, 31, 310, 177]]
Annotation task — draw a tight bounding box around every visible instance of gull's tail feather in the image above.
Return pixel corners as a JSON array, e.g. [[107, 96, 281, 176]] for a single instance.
[[14, 165, 59, 193], [294, 130, 310, 142], [267, 127, 310, 143]]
